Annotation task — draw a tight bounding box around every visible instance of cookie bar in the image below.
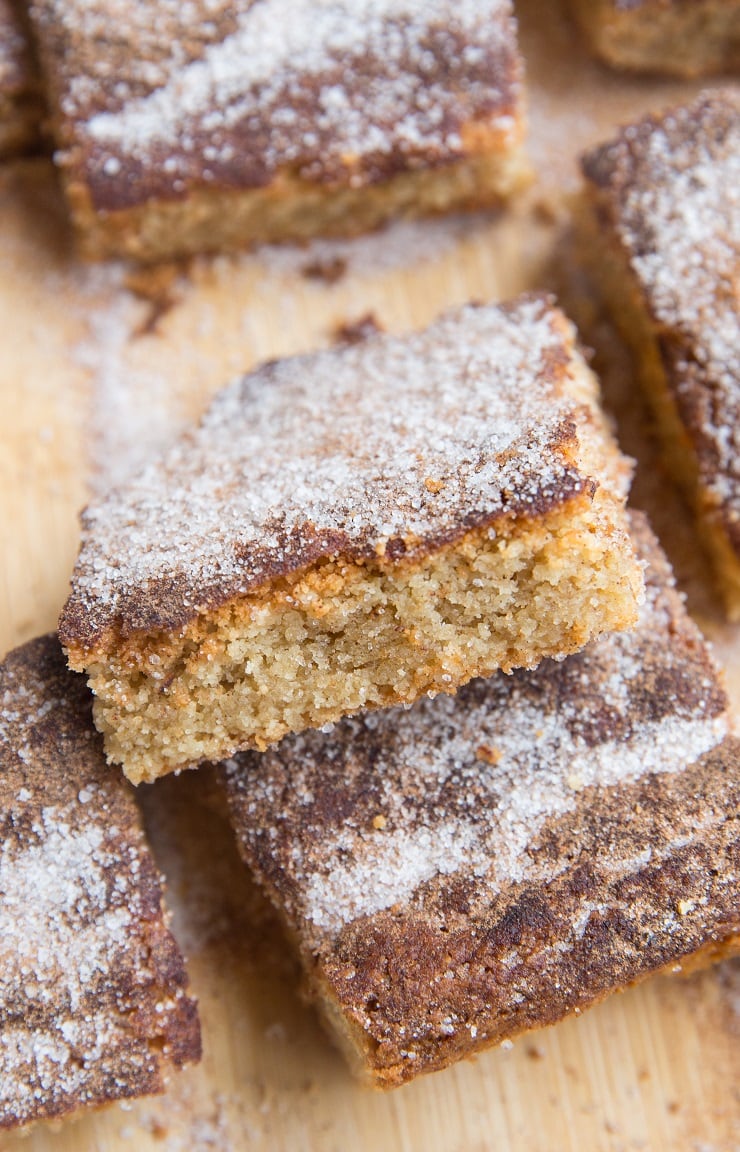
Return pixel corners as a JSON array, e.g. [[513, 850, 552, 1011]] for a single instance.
[[222, 514, 739, 1087], [0, 0, 43, 158], [0, 636, 201, 1131], [59, 296, 643, 784], [567, 0, 740, 77], [581, 90, 740, 618], [27, 0, 528, 262]]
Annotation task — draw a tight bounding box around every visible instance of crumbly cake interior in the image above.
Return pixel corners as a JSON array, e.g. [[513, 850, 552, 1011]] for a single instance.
[[83, 501, 639, 784], [568, 0, 740, 77], [0, 636, 200, 1131], [59, 298, 642, 783], [222, 515, 738, 1086], [581, 90, 740, 617], [69, 145, 530, 263], [29, 0, 527, 259]]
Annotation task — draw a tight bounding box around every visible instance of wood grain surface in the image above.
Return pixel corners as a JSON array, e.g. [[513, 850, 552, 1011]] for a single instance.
[[1, 2, 738, 1149]]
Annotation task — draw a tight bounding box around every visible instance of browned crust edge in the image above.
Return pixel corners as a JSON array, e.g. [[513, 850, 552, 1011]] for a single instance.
[[306, 743, 740, 1086], [579, 132, 740, 617], [59, 471, 596, 666], [313, 932, 740, 1088], [60, 129, 531, 263]]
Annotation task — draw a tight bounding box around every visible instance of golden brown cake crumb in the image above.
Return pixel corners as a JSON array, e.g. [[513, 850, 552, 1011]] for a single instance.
[[59, 296, 643, 783], [222, 514, 739, 1087], [0, 636, 201, 1131], [567, 0, 740, 77], [581, 90, 740, 617], [28, 0, 529, 261]]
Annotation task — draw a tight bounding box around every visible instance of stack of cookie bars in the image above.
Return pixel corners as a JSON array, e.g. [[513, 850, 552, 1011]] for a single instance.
[[1, 0, 739, 1133]]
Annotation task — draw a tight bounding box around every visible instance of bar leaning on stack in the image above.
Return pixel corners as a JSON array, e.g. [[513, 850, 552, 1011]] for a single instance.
[[59, 295, 644, 784]]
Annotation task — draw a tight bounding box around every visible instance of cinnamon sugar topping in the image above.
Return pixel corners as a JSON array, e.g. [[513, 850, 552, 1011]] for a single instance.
[[60, 297, 613, 650], [222, 517, 738, 1083], [223, 515, 729, 934], [0, 637, 200, 1130], [582, 90, 740, 536], [29, 0, 522, 210]]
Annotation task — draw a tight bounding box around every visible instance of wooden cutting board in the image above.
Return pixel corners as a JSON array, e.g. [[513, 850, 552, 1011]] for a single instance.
[[1, 2, 738, 1149]]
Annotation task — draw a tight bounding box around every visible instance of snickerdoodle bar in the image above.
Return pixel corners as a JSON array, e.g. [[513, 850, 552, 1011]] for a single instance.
[[0, 636, 200, 1130], [581, 90, 740, 617], [222, 514, 738, 1086], [568, 0, 740, 77], [28, 0, 529, 261], [59, 296, 642, 783]]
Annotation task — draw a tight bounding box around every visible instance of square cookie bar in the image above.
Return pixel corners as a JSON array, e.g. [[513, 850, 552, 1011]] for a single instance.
[[59, 296, 643, 784], [0, 636, 201, 1131], [222, 514, 739, 1087], [568, 0, 740, 77], [28, 0, 528, 261], [0, 0, 43, 158], [581, 90, 740, 617]]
